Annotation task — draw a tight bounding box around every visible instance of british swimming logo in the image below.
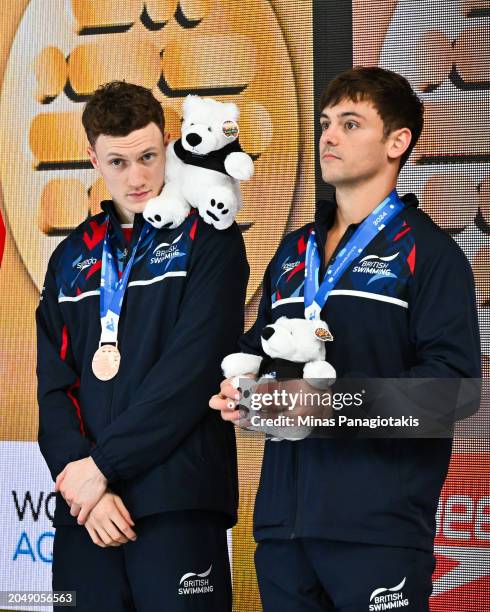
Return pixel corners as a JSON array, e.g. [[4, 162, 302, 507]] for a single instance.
[[369, 577, 409, 610], [178, 564, 214, 596], [150, 233, 184, 265], [352, 252, 399, 284]]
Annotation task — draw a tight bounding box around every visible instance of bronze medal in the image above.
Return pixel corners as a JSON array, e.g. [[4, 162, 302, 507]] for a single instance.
[[92, 344, 121, 381]]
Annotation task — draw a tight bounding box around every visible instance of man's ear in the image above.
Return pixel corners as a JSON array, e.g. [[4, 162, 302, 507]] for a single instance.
[[87, 145, 99, 170], [387, 127, 412, 163], [163, 131, 171, 147]]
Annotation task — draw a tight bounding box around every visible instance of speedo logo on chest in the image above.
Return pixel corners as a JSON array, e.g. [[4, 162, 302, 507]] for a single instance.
[[76, 257, 97, 270], [282, 260, 300, 273], [352, 252, 399, 281], [150, 233, 184, 264]]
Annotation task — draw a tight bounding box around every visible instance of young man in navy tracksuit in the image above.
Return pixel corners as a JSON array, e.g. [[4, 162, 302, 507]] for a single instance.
[[210, 67, 481, 611], [36, 82, 249, 611]]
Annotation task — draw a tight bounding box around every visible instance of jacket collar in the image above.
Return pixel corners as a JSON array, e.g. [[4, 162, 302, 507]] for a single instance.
[[314, 191, 419, 247], [100, 200, 145, 248]]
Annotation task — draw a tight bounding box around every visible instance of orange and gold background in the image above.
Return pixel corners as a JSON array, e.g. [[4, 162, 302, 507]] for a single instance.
[[0, 1, 488, 611]]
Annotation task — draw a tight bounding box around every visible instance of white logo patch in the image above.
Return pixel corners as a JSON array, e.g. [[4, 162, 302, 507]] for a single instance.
[[178, 564, 214, 596], [152, 232, 183, 255], [369, 577, 410, 610], [281, 259, 300, 273], [151, 233, 183, 264], [359, 252, 399, 264], [76, 257, 97, 271], [352, 252, 399, 283]]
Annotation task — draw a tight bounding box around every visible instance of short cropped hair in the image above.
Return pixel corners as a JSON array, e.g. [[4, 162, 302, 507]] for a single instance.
[[319, 67, 424, 169], [82, 81, 165, 147]]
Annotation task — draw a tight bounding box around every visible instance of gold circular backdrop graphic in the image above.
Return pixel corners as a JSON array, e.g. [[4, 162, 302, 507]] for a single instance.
[[0, 0, 299, 302]]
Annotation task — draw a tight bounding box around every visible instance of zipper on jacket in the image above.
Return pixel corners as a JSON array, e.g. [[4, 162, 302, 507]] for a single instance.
[[107, 373, 116, 422], [288, 225, 353, 538], [290, 443, 301, 538], [320, 225, 356, 279], [109, 290, 127, 423]]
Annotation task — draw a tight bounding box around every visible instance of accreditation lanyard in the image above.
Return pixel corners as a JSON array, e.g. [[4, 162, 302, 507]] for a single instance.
[[304, 190, 405, 320], [99, 219, 156, 343]]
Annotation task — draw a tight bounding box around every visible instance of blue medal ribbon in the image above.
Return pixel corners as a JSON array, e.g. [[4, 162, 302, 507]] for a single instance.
[[99, 219, 156, 343], [304, 190, 405, 320]]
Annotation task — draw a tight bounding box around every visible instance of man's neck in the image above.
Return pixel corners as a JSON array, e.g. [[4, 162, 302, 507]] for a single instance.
[[113, 201, 135, 225], [334, 176, 398, 230]]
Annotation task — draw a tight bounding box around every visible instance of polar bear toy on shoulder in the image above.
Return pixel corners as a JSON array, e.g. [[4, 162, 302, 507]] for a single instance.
[[221, 317, 337, 441], [144, 95, 254, 231]]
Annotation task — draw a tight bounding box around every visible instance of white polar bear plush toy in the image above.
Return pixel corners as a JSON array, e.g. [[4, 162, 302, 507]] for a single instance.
[[221, 317, 337, 441], [144, 95, 254, 231]]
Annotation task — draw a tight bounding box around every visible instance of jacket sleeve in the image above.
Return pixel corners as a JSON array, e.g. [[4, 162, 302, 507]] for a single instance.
[[36, 250, 93, 481], [359, 233, 482, 427], [399, 231, 481, 421], [89, 223, 249, 482], [238, 261, 273, 357], [402, 235, 481, 380]]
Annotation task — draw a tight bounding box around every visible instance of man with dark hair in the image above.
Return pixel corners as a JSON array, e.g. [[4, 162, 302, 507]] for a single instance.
[[81, 80, 166, 147], [37, 81, 248, 611], [318, 66, 424, 171], [210, 67, 480, 611]]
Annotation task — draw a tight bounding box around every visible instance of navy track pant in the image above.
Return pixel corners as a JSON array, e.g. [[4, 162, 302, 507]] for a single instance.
[[52, 510, 231, 611], [255, 538, 436, 611]]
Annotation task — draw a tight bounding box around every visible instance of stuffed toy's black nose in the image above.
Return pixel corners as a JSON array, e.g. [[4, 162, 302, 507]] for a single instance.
[[261, 326, 275, 341], [186, 133, 202, 147]]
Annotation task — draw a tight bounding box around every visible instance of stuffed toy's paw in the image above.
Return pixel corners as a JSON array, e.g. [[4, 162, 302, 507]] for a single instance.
[[224, 151, 255, 181], [303, 360, 337, 389], [221, 353, 263, 379], [143, 185, 190, 230], [198, 185, 240, 231]]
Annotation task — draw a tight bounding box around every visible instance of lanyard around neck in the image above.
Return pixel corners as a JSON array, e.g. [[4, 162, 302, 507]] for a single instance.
[[304, 190, 405, 320], [99, 219, 156, 343]]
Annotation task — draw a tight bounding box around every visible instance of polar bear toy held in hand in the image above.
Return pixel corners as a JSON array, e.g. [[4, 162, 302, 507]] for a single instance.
[[222, 316, 337, 385], [144, 95, 254, 231], [221, 317, 337, 441]]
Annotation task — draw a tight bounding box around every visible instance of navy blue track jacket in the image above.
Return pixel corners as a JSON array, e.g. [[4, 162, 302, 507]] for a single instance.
[[240, 193, 481, 552], [37, 201, 249, 527]]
